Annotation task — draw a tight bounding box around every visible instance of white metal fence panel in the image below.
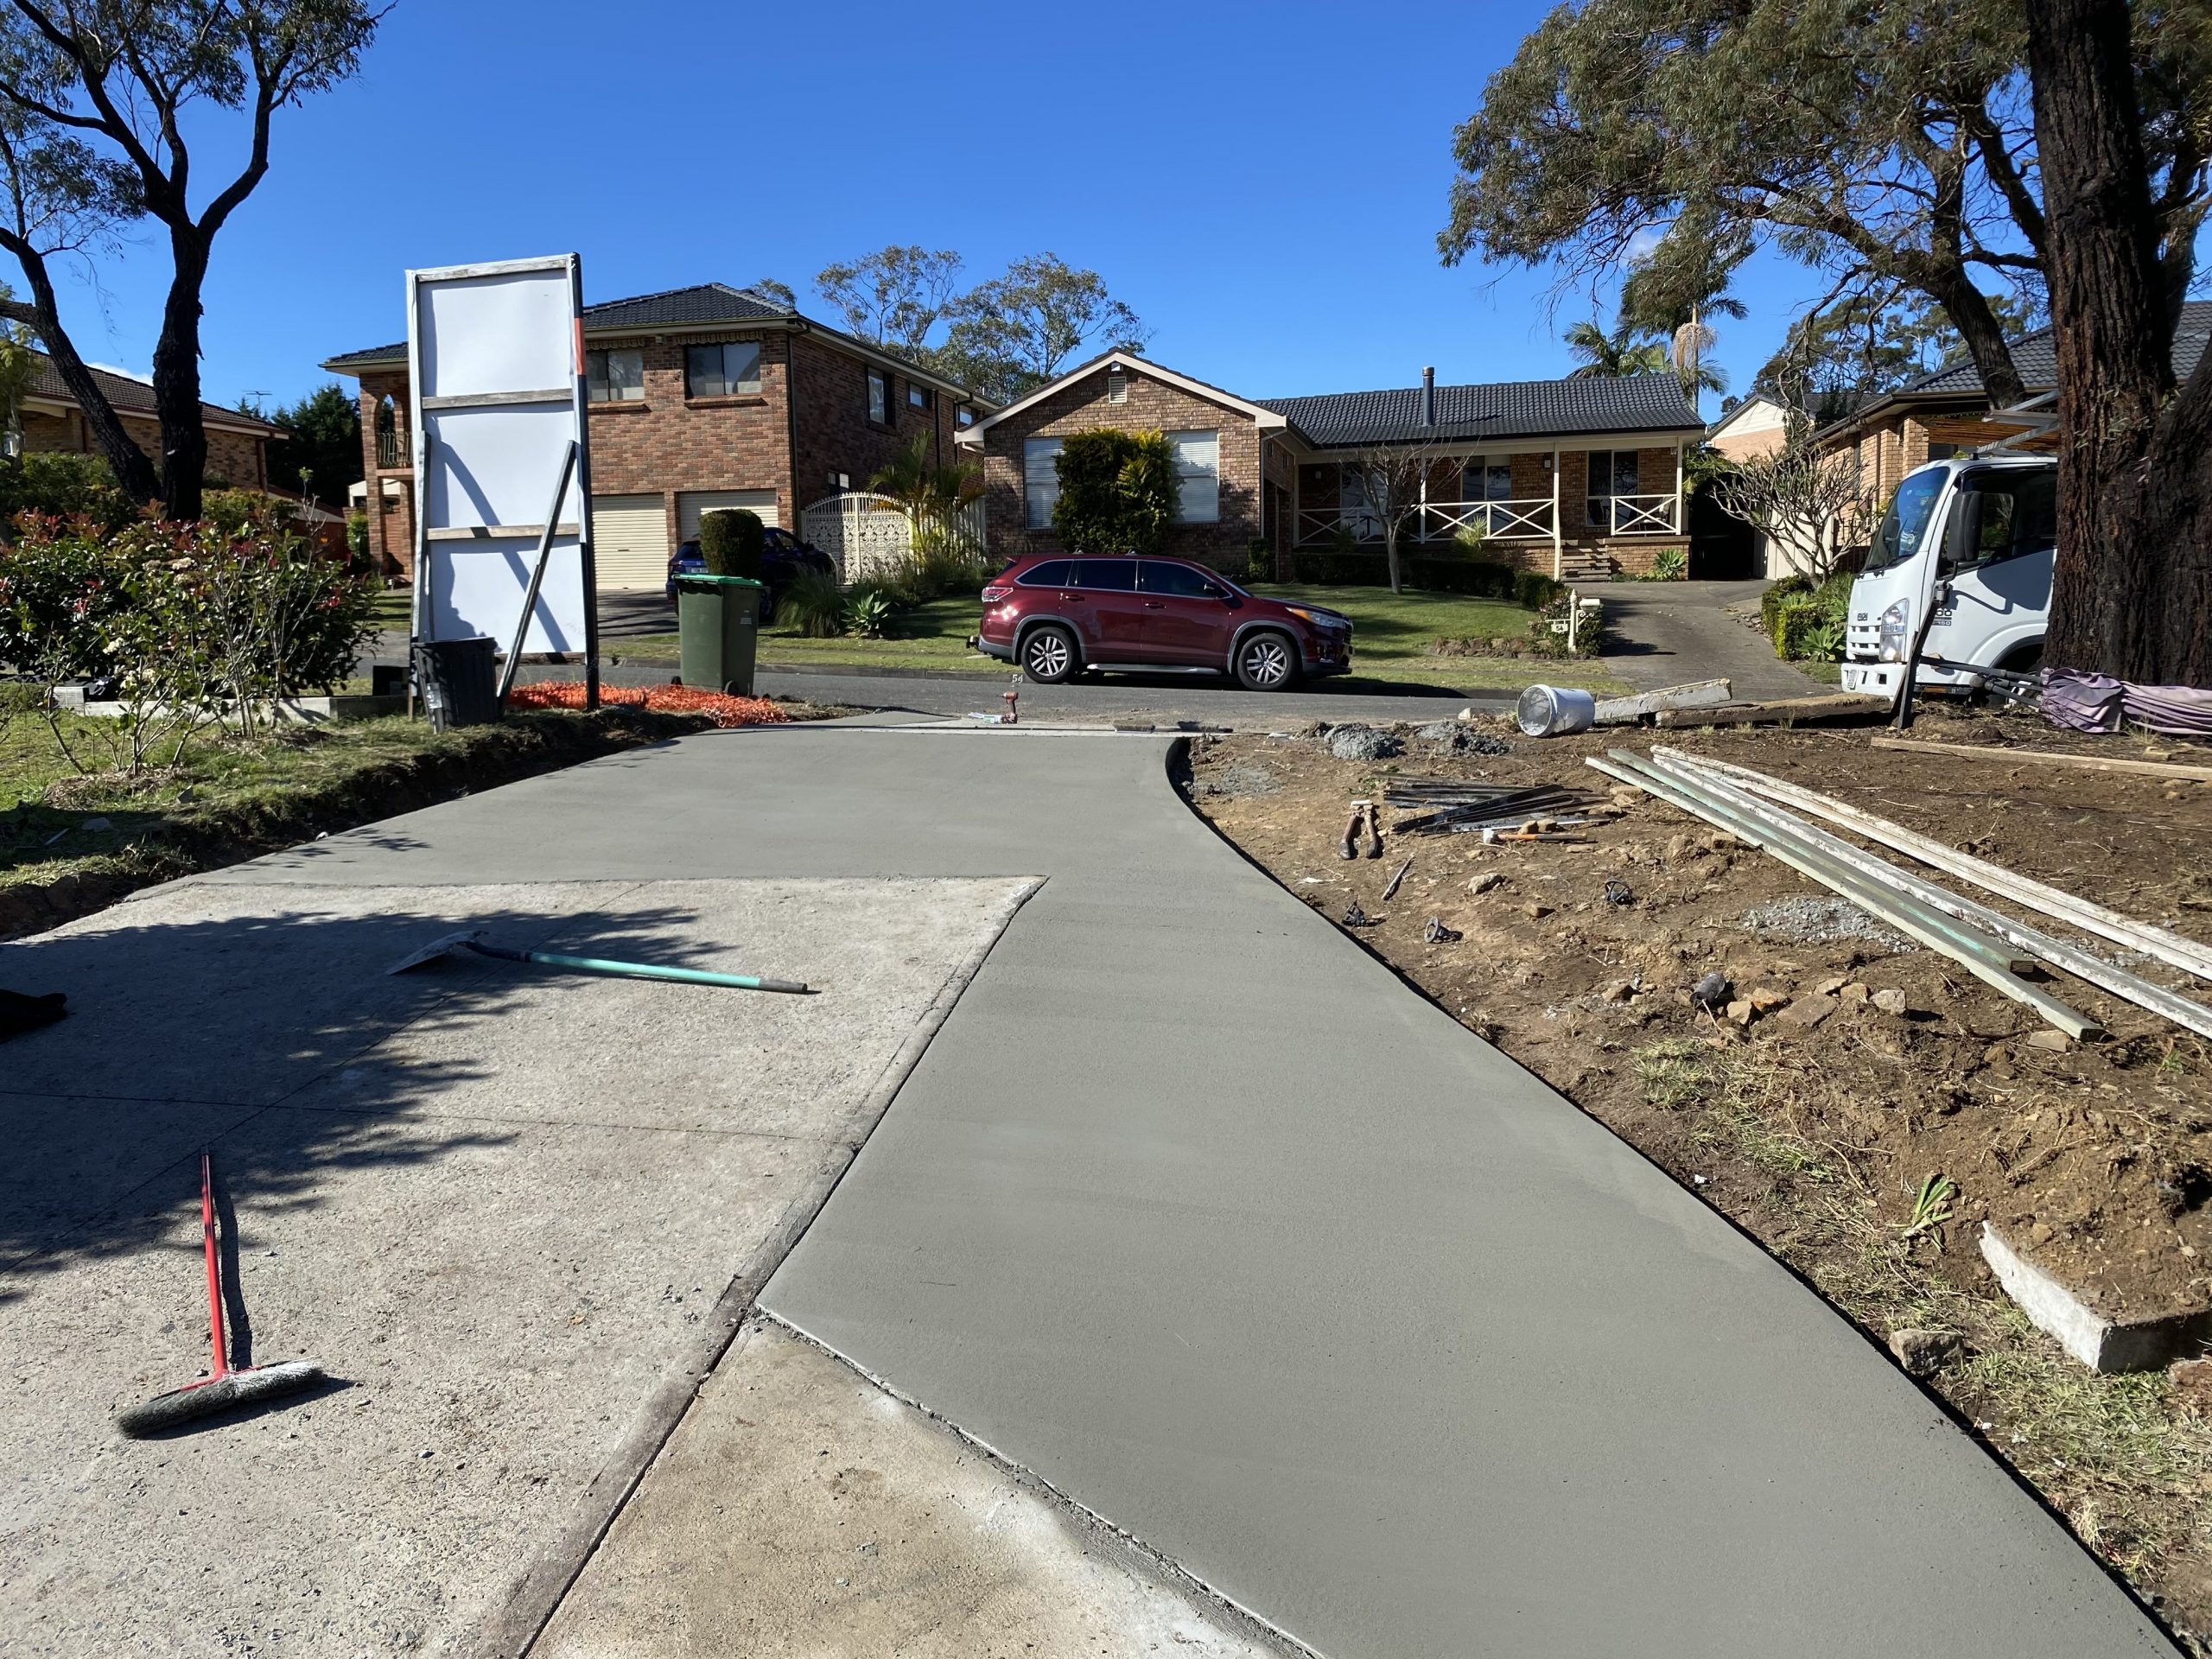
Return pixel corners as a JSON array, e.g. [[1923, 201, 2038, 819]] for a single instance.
[[800, 493, 987, 584]]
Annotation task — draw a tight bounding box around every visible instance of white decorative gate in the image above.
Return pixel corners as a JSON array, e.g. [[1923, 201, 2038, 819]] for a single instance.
[[800, 492, 988, 584]]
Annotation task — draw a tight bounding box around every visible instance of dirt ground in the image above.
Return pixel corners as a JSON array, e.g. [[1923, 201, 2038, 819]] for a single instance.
[[1184, 704, 2212, 1643]]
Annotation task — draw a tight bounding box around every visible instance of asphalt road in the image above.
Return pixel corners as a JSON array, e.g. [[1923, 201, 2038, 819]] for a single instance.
[[200, 721, 2165, 1659]]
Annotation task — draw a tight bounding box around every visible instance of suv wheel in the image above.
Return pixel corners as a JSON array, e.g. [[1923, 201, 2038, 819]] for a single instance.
[[1021, 624, 1079, 683], [1234, 630, 1298, 691]]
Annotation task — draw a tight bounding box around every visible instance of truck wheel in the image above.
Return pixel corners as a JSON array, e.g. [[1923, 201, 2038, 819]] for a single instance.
[[1998, 640, 2044, 671], [1234, 631, 1300, 691], [1021, 625, 1080, 683]]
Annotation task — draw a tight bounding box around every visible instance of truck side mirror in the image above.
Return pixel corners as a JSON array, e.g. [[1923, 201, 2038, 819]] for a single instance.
[[1941, 491, 1979, 571]]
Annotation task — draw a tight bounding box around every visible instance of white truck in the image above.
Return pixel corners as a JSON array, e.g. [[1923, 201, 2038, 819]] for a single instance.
[[1837, 453, 2057, 702]]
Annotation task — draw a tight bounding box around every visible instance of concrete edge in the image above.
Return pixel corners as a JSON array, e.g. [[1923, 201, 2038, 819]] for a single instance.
[[1981, 1223, 2212, 1374], [756, 1310, 1325, 1659], [470, 875, 1048, 1659]]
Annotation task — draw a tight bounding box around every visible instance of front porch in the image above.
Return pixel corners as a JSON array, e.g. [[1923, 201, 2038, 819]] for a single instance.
[[1289, 442, 1689, 580]]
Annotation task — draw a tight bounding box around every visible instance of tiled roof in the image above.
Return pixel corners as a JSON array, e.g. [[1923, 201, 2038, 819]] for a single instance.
[[25, 349, 277, 431], [1257, 373, 1706, 448], [1897, 298, 2212, 396], [322, 283, 800, 371]]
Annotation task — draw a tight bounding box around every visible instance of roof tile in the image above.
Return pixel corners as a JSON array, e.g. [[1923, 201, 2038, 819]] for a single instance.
[[1258, 373, 1705, 447]]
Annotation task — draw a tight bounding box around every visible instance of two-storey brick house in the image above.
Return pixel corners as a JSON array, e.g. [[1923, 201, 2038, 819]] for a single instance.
[[323, 283, 988, 585], [960, 351, 1707, 581]]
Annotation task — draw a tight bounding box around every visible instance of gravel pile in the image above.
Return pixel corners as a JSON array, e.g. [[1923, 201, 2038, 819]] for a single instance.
[[1325, 725, 1403, 761], [1414, 721, 1511, 756], [1738, 895, 1916, 952], [1196, 762, 1282, 799]]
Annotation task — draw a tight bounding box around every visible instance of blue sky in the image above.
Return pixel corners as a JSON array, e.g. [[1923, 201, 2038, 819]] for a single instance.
[[63, 0, 1846, 414]]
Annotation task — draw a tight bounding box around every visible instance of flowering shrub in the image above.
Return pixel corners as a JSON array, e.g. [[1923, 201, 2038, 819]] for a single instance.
[[0, 503, 381, 766]]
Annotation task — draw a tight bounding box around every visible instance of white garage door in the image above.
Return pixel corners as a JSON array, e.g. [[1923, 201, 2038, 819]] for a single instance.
[[589, 495, 669, 590], [678, 489, 779, 543]]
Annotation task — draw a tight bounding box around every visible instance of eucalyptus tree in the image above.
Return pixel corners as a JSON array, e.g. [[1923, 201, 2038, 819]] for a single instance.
[[0, 0, 380, 518]]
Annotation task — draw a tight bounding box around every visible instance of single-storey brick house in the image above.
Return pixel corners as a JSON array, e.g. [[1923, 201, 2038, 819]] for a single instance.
[[958, 351, 1707, 581], [16, 349, 278, 488], [323, 283, 989, 584], [1812, 300, 2212, 501]]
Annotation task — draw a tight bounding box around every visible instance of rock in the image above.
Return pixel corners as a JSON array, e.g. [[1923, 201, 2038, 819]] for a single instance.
[[1690, 969, 1732, 1009], [1522, 903, 1554, 920], [81, 816, 112, 832], [1468, 871, 1507, 895], [1982, 1043, 2011, 1066], [1816, 974, 1852, 996], [1327, 725, 1402, 762], [2024, 1028, 2073, 1052], [1725, 998, 1755, 1026], [1602, 979, 1637, 1004], [1872, 988, 1910, 1015], [1748, 986, 1791, 1013], [1773, 993, 1837, 1029], [1887, 1328, 1962, 1377], [1665, 833, 1701, 862], [1608, 786, 1645, 810], [2027, 1220, 2055, 1246], [1839, 982, 1870, 1006]]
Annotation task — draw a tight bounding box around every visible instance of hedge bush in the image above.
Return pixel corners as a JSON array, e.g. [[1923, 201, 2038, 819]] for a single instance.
[[1051, 429, 1179, 555], [699, 508, 764, 580], [0, 452, 137, 532], [1764, 570, 1855, 660]]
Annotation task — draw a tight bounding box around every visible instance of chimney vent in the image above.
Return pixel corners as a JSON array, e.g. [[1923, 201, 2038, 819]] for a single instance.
[[1421, 366, 1436, 427]]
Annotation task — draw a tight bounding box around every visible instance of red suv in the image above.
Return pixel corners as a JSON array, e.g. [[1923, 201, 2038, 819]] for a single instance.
[[974, 554, 1352, 690]]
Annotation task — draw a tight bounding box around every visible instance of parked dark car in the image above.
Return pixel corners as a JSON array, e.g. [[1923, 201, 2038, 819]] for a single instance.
[[973, 553, 1351, 690], [664, 525, 836, 618]]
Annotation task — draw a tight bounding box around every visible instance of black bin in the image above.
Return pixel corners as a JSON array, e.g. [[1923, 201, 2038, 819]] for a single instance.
[[416, 637, 500, 732]]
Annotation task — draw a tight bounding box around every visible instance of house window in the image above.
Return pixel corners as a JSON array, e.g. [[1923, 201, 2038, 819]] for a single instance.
[[685, 341, 761, 397], [1459, 455, 1513, 502], [956, 406, 976, 429], [908, 382, 931, 412], [586, 348, 644, 404], [1168, 429, 1219, 524], [867, 368, 889, 424], [1585, 449, 1643, 529], [1024, 437, 1063, 529]]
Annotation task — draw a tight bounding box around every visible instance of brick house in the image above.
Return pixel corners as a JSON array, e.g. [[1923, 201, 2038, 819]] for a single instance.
[[15, 350, 277, 488], [322, 283, 988, 585], [960, 352, 1707, 581], [1811, 299, 2212, 504]]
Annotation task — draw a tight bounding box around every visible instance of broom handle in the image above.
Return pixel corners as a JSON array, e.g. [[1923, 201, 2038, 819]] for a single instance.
[[200, 1152, 227, 1381]]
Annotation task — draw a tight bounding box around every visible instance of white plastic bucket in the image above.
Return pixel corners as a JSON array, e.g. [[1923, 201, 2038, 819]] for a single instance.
[[1516, 683, 1597, 737]]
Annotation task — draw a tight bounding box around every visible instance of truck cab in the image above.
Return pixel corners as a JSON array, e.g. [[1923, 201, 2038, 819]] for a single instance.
[[1839, 454, 2057, 701]]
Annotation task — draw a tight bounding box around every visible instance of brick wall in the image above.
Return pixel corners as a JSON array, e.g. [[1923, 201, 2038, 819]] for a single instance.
[[355, 372, 414, 578], [789, 334, 963, 524], [585, 330, 791, 546], [981, 365, 1262, 566], [19, 406, 269, 494]]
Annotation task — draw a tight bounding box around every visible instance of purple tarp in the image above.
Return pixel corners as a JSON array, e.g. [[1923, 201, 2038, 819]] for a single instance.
[[2044, 669, 2212, 736]]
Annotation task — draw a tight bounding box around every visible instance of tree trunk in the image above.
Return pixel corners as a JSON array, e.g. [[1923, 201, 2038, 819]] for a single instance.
[[9, 244, 162, 505], [152, 230, 213, 521], [2028, 0, 2211, 686]]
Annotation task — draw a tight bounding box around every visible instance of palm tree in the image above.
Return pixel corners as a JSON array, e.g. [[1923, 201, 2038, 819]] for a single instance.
[[868, 434, 984, 549], [1563, 320, 1669, 379]]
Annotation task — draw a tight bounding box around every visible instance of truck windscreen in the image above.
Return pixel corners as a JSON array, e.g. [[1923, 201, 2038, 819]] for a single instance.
[[1861, 468, 1946, 574]]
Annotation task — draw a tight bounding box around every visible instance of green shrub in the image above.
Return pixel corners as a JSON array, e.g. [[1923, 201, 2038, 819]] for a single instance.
[[1245, 537, 1272, 584], [1631, 547, 1688, 582], [699, 509, 764, 580], [779, 569, 847, 638], [1051, 428, 1179, 555], [0, 452, 137, 533], [346, 509, 369, 563], [1760, 575, 1814, 639], [844, 589, 896, 639]]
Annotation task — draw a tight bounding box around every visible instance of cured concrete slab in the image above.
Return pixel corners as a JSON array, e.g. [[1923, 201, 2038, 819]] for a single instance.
[[533, 1319, 1281, 1659], [0, 874, 1032, 1659], [151, 728, 2168, 1656]]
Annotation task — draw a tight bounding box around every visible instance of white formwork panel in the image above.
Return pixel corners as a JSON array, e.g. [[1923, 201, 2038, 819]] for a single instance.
[[406, 255, 597, 665]]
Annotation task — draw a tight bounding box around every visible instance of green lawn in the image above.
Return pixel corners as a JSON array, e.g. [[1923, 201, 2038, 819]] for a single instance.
[[618, 583, 1628, 693]]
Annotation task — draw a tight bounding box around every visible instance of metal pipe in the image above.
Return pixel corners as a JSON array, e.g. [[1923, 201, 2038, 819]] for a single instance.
[[1661, 750, 2212, 985], [1649, 753, 2211, 1039], [1590, 753, 2101, 1038]]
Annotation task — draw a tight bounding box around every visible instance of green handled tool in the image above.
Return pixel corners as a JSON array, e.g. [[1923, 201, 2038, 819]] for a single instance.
[[389, 928, 808, 993]]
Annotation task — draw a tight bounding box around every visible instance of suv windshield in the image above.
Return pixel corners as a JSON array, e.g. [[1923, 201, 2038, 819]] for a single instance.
[[1863, 467, 1948, 574]]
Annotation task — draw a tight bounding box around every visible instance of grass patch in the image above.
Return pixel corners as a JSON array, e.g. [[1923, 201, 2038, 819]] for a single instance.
[[1795, 658, 1844, 685], [1631, 1034, 2212, 1589], [368, 586, 412, 631], [0, 701, 721, 933]]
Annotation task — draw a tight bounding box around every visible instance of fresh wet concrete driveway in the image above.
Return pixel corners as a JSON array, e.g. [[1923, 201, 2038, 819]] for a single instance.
[[64, 721, 2171, 1657]]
